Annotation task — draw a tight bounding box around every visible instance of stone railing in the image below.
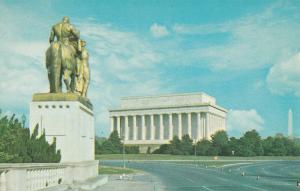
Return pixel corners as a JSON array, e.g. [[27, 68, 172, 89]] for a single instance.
[[0, 160, 98, 191]]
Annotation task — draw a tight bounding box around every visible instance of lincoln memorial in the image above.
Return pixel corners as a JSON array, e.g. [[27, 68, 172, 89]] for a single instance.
[[109, 92, 227, 152]]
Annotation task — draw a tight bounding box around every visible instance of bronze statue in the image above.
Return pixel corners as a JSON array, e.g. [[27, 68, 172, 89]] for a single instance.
[[76, 40, 90, 97], [46, 17, 80, 93]]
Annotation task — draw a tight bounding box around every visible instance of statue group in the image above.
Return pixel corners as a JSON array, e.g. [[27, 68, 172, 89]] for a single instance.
[[46, 17, 90, 97]]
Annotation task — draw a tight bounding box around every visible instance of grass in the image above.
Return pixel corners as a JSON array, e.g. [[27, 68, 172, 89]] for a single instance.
[[96, 154, 300, 161], [168, 160, 248, 167], [99, 165, 138, 174]]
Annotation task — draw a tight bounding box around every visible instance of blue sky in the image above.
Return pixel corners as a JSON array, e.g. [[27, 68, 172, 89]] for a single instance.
[[1, 0, 300, 138]]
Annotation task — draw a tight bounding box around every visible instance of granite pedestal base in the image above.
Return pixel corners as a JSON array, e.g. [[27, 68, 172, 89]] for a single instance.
[[29, 93, 95, 163]]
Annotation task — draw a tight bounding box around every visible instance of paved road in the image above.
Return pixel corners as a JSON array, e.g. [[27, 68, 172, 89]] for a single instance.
[[101, 160, 300, 191], [93, 174, 159, 191]]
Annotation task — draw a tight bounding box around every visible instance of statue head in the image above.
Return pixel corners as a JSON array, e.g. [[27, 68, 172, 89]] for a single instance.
[[62, 16, 70, 23]]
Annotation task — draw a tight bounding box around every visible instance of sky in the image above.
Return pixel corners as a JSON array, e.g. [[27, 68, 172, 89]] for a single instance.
[[1, 0, 300, 138]]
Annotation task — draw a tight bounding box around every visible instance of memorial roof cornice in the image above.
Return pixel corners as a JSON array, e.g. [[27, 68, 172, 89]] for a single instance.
[[109, 103, 227, 113], [121, 92, 213, 100]]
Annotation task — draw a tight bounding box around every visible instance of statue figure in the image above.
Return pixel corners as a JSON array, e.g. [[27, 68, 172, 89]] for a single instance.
[[76, 40, 90, 97], [46, 16, 80, 93]]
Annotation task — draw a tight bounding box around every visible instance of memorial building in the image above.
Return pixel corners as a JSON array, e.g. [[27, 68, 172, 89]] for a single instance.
[[109, 92, 227, 152]]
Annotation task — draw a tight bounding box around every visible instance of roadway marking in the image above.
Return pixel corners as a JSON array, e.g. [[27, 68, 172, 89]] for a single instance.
[[182, 176, 195, 183], [202, 186, 213, 191]]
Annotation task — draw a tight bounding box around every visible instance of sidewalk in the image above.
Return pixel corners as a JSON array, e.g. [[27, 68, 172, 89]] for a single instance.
[[92, 173, 163, 191]]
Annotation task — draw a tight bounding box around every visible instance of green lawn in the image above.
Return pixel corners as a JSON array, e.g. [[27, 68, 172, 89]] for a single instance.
[[96, 154, 300, 161], [99, 165, 138, 174], [167, 160, 247, 167]]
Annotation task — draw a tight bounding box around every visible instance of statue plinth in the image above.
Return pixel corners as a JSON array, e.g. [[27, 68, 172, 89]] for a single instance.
[[32, 93, 93, 110], [29, 93, 95, 163]]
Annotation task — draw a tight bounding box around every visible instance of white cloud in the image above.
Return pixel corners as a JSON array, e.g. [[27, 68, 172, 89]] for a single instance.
[[150, 23, 169, 38], [227, 109, 264, 136], [71, 22, 168, 135], [0, 2, 50, 108], [170, 2, 300, 71], [0, 1, 168, 136], [172, 23, 230, 35], [267, 52, 300, 96], [9, 41, 48, 62]]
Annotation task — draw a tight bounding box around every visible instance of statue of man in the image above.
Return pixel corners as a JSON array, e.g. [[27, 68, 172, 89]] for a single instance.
[[46, 16, 80, 93], [76, 40, 90, 97], [49, 16, 80, 45]]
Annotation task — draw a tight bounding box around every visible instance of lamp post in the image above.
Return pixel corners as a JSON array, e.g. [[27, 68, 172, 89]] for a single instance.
[[194, 139, 197, 166], [122, 135, 126, 170], [21, 115, 26, 128]]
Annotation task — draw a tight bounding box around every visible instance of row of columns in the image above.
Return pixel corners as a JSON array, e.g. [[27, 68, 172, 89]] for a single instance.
[[110, 112, 214, 141]]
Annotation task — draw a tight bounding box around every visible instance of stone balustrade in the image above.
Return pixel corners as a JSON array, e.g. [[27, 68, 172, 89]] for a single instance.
[[0, 160, 98, 191]]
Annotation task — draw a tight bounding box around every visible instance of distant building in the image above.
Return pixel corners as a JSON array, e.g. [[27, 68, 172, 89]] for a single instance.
[[288, 109, 293, 138], [109, 92, 227, 152]]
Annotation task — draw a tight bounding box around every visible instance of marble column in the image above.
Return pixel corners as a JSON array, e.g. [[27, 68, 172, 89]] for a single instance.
[[125, 116, 129, 140], [142, 115, 146, 140], [178, 113, 182, 139], [169, 113, 173, 139], [160, 114, 164, 140], [197, 113, 201, 140], [150, 114, 155, 140], [117, 116, 121, 136], [187, 113, 192, 137], [110, 116, 114, 132], [133, 115, 137, 140], [202, 113, 205, 139], [205, 113, 210, 139]]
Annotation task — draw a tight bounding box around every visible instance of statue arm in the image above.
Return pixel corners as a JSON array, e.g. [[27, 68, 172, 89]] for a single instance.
[[81, 49, 89, 60], [70, 25, 80, 39], [49, 27, 55, 43]]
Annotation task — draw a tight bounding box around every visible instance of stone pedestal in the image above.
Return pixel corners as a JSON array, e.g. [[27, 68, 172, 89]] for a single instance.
[[29, 93, 95, 163]]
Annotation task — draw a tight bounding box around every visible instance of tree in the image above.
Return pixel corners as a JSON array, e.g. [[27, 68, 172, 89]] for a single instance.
[[169, 135, 183, 155], [282, 137, 295, 156], [228, 137, 241, 156], [125, 146, 140, 154], [181, 134, 193, 155], [97, 130, 124, 154], [146, 147, 151, 154], [0, 112, 61, 163], [238, 130, 263, 156], [152, 144, 171, 154], [28, 125, 61, 162], [262, 136, 274, 156], [293, 139, 300, 156], [211, 131, 229, 155], [195, 139, 212, 156], [97, 131, 141, 154], [272, 137, 287, 156]]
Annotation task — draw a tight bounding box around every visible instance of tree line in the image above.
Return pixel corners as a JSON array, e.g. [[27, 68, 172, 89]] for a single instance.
[[98, 129, 300, 156], [95, 130, 139, 154], [154, 130, 300, 156], [0, 111, 61, 163]]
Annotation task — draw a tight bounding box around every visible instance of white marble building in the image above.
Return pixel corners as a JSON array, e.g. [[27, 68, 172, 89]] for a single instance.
[[109, 92, 227, 152]]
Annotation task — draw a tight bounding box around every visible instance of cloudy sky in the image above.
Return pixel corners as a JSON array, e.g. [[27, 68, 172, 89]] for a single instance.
[[1, 0, 300, 137]]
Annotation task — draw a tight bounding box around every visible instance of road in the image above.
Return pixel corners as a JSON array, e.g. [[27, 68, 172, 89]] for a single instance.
[[101, 160, 300, 191]]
